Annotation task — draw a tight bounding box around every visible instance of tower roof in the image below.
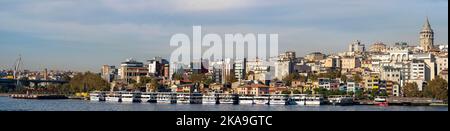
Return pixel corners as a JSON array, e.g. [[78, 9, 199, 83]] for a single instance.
[[422, 17, 433, 32]]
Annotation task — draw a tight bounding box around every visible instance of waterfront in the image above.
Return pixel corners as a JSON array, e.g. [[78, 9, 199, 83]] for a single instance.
[[0, 97, 446, 111]]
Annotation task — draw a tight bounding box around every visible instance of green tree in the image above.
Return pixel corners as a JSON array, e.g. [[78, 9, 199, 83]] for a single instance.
[[353, 74, 363, 83], [69, 72, 110, 92], [403, 83, 420, 97], [172, 73, 183, 80], [424, 77, 448, 100]]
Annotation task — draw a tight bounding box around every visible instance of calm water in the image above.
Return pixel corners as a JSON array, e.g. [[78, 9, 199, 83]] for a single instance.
[[0, 97, 447, 111]]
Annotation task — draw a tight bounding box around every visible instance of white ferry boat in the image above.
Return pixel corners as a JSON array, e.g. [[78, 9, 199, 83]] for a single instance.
[[218, 94, 236, 104], [239, 96, 255, 104], [202, 93, 217, 104], [254, 95, 270, 105], [89, 91, 105, 101], [176, 93, 191, 104], [140, 92, 152, 103], [269, 95, 288, 105], [156, 92, 176, 104], [305, 95, 324, 105], [288, 94, 307, 105], [105, 92, 122, 102], [121, 92, 141, 103]]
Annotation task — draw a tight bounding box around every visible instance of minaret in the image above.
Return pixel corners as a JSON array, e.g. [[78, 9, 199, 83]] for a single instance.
[[420, 17, 434, 52]]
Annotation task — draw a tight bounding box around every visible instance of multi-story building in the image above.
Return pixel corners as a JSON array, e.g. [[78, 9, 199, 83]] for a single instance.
[[380, 66, 402, 84], [410, 59, 427, 81], [275, 60, 293, 80], [341, 56, 361, 72], [363, 73, 380, 90], [119, 58, 148, 83], [101, 65, 117, 83], [234, 58, 247, 82], [305, 52, 326, 62], [369, 42, 387, 53], [436, 55, 448, 75], [349, 40, 366, 53]]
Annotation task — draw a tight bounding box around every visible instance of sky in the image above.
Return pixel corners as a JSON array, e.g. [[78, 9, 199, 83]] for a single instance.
[[0, 0, 448, 72]]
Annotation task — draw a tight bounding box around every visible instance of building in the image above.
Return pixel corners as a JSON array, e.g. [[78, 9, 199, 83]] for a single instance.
[[349, 40, 365, 53], [119, 58, 148, 84], [101, 65, 117, 83], [380, 66, 402, 84], [323, 56, 341, 69], [341, 57, 361, 71], [236, 84, 270, 96], [279, 51, 296, 61], [419, 17, 434, 52], [369, 42, 387, 53], [305, 52, 326, 62], [234, 58, 247, 82], [363, 73, 380, 90], [275, 61, 293, 80], [436, 55, 448, 75], [346, 80, 359, 93], [410, 60, 427, 81]]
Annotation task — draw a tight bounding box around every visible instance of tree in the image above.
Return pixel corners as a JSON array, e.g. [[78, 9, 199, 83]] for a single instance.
[[353, 74, 363, 83], [340, 75, 348, 82], [403, 82, 420, 97], [424, 77, 448, 100], [69, 72, 110, 92], [304, 89, 312, 94], [172, 73, 183, 81]]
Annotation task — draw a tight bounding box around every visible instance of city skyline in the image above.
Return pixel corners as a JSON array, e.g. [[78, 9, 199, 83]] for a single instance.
[[0, 0, 448, 72]]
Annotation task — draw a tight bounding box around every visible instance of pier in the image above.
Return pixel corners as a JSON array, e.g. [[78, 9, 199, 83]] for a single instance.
[[10, 94, 68, 99]]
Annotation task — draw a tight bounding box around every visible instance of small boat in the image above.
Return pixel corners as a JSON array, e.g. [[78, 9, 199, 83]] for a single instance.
[[239, 95, 255, 104], [254, 95, 270, 105], [89, 91, 105, 101], [374, 96, 389, 106], [269, 95, 288, 105]]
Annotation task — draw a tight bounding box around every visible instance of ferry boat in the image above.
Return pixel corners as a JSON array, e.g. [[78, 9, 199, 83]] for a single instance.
[[156, 92, 176, 104], [269, 95, 288, 105], [190, 93, 203, 104], [176, 93, 191, 104], [239, 95, 255, 104], [140, 92, 155, 103], [202, 93, 218, 104], [288, 94, 307, 105], [105, 92, 122, 102], [254, 95, 270, 105], [121, 92, 141, 103], [305, 95, 324, 105], [218, 94, 236, 104], [89, 91, 105, 101], [327, 95, 354, 106]]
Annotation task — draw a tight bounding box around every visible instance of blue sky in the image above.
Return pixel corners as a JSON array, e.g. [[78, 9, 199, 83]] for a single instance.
[[0, 0, 448, 72]]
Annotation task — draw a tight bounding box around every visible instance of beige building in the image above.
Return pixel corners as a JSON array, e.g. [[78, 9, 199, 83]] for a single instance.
[[119, 59, 148, 84], [341, 57, 361, 71], [369, 42, 387, 53]]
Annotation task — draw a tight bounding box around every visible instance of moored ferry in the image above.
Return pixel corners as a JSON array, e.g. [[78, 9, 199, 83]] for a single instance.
[[288, 94, 307, 105], [156, 92, 176, 104], [176, 93, 191, 104], [305, 95, 324, 105], [89, 91, 106, 101], [121, 92, 141, 103], [239, 95, 255, 104], [269, 94, 288, 105], [254, 95, 270, 105], [105, 92, 122, 102], [218, 94, 237, 104], [202, 93, 217, 104]]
